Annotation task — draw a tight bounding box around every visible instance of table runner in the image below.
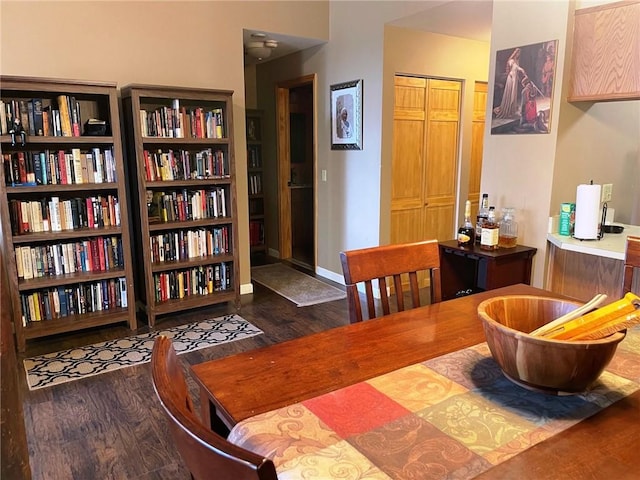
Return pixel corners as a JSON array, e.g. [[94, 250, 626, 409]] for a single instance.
[[229, 327, 640, 479]]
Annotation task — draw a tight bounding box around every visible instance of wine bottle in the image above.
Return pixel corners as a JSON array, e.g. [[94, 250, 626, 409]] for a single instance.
[[457, 200, 475, 247], [475, 193, 489, 244]]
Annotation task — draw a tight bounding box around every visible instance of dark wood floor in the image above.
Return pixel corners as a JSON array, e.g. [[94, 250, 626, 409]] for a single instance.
[[15, 266, 351, 479]]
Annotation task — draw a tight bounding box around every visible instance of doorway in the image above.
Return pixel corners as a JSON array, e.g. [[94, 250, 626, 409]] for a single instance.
[[276, 75, 316, 269]]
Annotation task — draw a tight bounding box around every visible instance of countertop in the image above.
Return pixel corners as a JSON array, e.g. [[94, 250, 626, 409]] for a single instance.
[[547, 224, 640, 260]]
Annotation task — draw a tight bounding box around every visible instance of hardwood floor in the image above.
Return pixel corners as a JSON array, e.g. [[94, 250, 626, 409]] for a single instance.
[[15, 278, 350, 480]]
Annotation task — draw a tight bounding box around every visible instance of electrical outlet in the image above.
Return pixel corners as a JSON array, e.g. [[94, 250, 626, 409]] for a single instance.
[[602, 183, 613, 202]]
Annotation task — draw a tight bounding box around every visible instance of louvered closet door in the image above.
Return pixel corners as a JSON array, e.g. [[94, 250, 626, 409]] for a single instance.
[[391, 76, 461, 244]]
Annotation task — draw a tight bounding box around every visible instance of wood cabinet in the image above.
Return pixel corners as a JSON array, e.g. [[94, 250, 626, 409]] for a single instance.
[[0, 76, 136, 351], [568, 0, 640, 102], [438, 241, 537, 301], [246, 109, 267, 259], [121, 85, 239, 326]]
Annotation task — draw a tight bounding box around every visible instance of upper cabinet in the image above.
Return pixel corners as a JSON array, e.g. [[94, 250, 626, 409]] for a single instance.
[[568, 0, 640, 102]]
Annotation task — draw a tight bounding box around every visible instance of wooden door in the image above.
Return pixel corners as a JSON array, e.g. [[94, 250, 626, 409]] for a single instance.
[[391, 76, 427, 245], [468, 81, 488, 221], [423, 79, 462, 241], [391, 76, 462, 245]]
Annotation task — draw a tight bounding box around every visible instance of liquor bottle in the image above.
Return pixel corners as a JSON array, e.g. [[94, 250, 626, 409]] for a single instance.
[[498, 207, 518, 248], [480, 206, 499, 250], [475, 193, 489, 244], [457, 200, 475, 247]]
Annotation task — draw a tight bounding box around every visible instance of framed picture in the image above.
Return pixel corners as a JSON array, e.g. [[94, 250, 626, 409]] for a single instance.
[[491, 40, 558, 135], [330, 79, 363, 150]]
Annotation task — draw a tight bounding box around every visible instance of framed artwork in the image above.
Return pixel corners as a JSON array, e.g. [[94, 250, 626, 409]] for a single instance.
[[330, 79, 363, 150], [491, 40, 558, 135]]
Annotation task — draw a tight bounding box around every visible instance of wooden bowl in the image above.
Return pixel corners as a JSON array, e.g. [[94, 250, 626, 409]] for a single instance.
[[477, 295, 626, 394]]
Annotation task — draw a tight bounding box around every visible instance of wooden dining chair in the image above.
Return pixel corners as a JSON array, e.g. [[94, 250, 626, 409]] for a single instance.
[[151, 335, 279, 480], [340, 239, 442, 323], [623, 235, 640, 294]]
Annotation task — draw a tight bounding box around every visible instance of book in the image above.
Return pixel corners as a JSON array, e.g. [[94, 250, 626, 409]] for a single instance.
[[17, 152, 27, 184], [14, 247, 24, 279], [39, 152, 48, 185], [71, 148, 83, 184], [57, 95, 73, 136], [19, 100, 30, 135], [70, 97, 81, 136], [42, 106, 51, 136], [0, 100, 6, 134], [32, 98, 44, 135]]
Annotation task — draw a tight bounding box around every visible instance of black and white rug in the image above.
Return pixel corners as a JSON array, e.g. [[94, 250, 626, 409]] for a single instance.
[[24, 314, 263, 390]]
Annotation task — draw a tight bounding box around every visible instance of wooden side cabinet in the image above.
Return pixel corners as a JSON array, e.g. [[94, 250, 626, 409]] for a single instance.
[[568, 0, 640, 102], [438, 240, 537, 300]]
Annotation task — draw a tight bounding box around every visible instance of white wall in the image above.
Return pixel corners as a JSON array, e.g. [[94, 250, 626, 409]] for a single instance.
[[482, 0, 572, 287]]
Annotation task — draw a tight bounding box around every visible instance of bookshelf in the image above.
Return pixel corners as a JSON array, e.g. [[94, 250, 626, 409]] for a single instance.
[[246, 109, 267, 259], [0, 76, 136, 352], [121, 85, 240, 326]]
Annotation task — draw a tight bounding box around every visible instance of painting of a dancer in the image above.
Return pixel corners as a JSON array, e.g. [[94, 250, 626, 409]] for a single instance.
[[491, 40, 558, 134]]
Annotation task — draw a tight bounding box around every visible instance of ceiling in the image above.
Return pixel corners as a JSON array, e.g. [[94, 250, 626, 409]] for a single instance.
[[243, 0, 492, 65]]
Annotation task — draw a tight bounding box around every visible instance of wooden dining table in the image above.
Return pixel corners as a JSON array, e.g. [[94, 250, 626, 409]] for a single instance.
[[191, 284, 639, 478]]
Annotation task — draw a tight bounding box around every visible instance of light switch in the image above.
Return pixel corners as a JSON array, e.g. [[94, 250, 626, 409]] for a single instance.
[[321, 169, 327, 182]]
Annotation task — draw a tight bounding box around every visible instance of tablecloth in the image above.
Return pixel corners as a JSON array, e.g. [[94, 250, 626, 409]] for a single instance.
[[229, 327, 640, 479]]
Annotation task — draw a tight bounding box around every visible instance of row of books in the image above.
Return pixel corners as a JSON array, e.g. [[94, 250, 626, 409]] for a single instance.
[[248, 173, 263, 195], [143, 148, 229, 182], [249, 197, 264, 216], [149, 226, 230, 263], [249, 220, 265, 246], [140, 100, 225, 139], [3, 148, 116, 187], [247, 145, 262, 168], [153, 263, 232, 303], [1, 95, 83, 137], [9, 195, 121, 235], [15, 236, 124, 280], [20, 278, 127, 326], [148, 188, 227, 223]]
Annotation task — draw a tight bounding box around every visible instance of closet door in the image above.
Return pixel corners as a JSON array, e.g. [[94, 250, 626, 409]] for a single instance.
[[391, 76, 461, 246]]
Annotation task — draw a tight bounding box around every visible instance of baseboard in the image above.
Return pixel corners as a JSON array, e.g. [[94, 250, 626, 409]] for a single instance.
[[240, 282, 254, 295], [315, 266, 345, 286]]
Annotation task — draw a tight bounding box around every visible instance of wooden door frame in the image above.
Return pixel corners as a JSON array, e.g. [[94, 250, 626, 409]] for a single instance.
[[275, 74, 317, 262]]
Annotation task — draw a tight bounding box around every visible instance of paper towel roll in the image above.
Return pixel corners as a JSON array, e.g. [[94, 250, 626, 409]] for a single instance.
[[574, 184, 601, 239]]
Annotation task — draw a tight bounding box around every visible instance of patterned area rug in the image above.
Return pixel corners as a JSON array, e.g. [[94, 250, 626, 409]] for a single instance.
[[24, 314, 263, 390], [251, 263, 346, 307]]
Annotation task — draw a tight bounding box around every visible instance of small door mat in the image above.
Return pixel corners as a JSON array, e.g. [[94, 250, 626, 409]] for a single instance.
[[251, 263, 346, 307], [23, 314, 263, 390]]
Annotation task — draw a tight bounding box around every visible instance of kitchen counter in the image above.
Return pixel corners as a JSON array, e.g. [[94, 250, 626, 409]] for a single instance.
[[547, 224, 640, 260], [546, 224, 639, 303]]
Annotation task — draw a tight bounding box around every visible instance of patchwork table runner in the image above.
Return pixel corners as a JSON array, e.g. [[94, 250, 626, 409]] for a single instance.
[[229, 327, 640, 480]]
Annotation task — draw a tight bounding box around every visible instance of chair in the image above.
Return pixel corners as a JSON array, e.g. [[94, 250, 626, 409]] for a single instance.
[[623, 235, 640, 294], [151, 335, 278, 480], [340, 239, 442, 323]]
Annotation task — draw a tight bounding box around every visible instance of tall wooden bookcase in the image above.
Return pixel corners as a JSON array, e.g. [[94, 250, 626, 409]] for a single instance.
[[121, 85, 240, 326], [246, 109, 267, 259], [0, 76, 136, 352]]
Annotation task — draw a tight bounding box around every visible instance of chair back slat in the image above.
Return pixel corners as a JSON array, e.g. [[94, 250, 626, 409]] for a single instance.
[[623, 235, 640, 294], [151, 336, 279, 480], [340, 240, 442, 323]]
